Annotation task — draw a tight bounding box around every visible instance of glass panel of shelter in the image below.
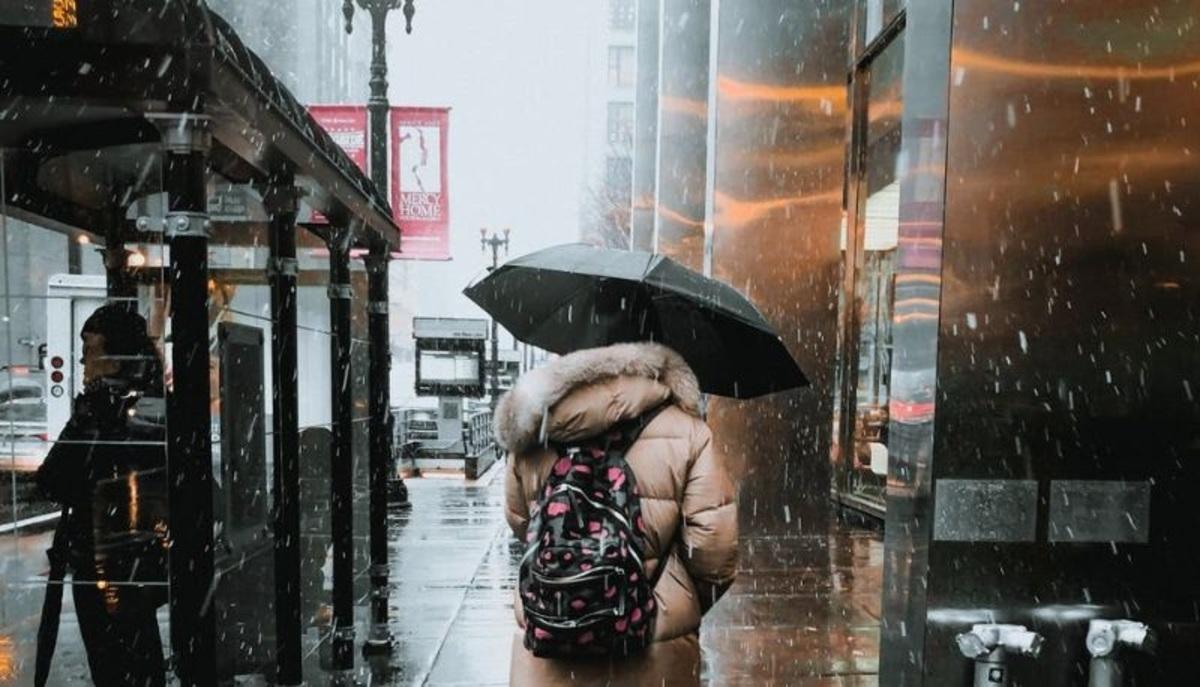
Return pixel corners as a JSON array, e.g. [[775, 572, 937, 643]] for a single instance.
[[292, 227, 336, 668], [0, 144, 171, 684], [207, 197, 278, 679], [193, 200, 371, 677]]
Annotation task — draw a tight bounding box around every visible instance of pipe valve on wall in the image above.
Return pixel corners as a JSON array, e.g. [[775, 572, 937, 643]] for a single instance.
[[956, 623, 1044, 687], [1086, 620, 1156, 687]]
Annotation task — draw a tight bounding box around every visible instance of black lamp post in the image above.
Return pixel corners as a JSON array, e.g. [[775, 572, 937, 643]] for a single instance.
[[480, 228, 510, 411], [339, 0, 416, 664], [342, 0, 415, 194]]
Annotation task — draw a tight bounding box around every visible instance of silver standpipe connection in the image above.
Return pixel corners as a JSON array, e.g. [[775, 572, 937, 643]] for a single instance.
[[956, 623, 1044, 687], [1086, 619, 1156, 687]]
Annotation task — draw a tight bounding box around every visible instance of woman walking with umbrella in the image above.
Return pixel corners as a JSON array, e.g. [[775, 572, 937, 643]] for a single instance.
[[468, 244, 808, 685]]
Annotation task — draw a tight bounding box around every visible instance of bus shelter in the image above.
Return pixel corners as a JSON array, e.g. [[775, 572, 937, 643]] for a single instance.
[[0, 2, 399, 684]]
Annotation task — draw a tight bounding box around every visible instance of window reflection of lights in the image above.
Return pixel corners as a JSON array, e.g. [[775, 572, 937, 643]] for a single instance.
[[656, 205, 704, 229], [894, 274, 941, 285], [51, 0, 78, 28], [127, 250, 147, 268], [717, 76, 845, 107], [660, 95, 706, 119], [129, 471, 140, 529], [714, 190, 841, 229], [893, 312, 938, 324], [863, 181, 900, 251], [0, 635, 14, 681], [953, 48, 1200, 80], [894, 297, 940, 309]]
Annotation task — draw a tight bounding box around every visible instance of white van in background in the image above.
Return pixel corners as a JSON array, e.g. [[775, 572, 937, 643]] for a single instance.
[[43, 274, 108, 442]]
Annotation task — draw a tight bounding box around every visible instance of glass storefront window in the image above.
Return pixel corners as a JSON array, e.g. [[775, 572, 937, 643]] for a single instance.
[[837, 30, 904, 511]]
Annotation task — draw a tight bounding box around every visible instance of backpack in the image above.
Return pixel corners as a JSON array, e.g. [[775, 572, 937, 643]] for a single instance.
[[518, 406, 667, 659]]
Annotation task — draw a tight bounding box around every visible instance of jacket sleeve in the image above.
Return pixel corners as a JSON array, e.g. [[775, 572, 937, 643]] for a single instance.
[[679, 423, 738, 613], [504, 454, 530, 542], [36, 399, 96, 506]]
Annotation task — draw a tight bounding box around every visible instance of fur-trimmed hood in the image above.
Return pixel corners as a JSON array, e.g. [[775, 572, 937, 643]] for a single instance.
[[494, 342, 702, 453]]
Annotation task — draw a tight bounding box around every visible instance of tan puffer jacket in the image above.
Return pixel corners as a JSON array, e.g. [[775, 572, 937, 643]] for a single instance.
[[496, 342, 738, 686]]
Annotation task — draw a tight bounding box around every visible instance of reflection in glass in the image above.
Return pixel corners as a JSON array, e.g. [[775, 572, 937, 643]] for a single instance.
[[857, 0, 905, 52], [842, 31, 904, 507], [1, 143, 173, 683]]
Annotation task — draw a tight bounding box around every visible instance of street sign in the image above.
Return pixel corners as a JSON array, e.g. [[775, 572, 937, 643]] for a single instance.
[[413, 317, 488, 340]]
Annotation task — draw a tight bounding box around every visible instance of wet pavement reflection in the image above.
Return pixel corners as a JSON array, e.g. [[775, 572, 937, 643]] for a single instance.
[[700, 531, 883, 686], [374, 467, 883, 686], [370, 470, 518, 686]]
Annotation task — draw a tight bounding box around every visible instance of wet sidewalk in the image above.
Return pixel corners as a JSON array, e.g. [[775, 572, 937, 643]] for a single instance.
[[377, 465, 883, 686]]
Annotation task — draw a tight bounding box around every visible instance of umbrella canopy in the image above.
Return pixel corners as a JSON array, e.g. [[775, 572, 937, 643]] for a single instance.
[[463, 243, 808, 398]]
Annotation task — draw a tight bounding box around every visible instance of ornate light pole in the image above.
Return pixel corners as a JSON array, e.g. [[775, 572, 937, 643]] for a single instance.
[[342, 0, 415, 194], [481, 228, 510, 411], [340, 0, 415, 664]]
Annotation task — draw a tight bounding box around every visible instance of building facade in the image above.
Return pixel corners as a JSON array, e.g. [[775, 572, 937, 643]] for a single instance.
[[578, 0, 638, 248], [206, 0, 369, 105], [630, 0, 1200, 684]]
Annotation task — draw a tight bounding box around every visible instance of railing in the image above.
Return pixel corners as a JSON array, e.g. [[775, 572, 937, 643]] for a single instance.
[[462, 409, 495, 458]]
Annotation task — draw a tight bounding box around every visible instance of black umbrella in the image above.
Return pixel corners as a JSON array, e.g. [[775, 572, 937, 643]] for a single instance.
[[34, 509, 69, 687], [463, 243, 808, 398]]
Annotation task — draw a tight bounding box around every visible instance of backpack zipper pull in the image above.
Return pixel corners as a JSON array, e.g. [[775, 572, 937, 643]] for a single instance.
[[569, 488, 585, 530]]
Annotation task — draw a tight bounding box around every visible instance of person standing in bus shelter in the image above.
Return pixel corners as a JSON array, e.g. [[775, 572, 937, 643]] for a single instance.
[[34, 305, 169, 687]]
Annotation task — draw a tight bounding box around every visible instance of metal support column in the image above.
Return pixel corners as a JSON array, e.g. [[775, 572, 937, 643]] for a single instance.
[[363, 245, 397, 656], [264, 178, 303, 685], [327, 230, 356, 681], [161, 114, 217, 686]]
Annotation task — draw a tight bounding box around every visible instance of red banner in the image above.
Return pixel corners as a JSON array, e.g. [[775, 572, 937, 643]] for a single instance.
[[309, 105, 369, 172], [308, 106, 368, 225], [391, 107, 451, 261], [309, 105, 450, 260]]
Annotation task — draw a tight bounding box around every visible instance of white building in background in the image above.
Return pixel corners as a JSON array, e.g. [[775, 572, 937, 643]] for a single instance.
[[578, 0, 637, 248], [206, 0, 370, 105]]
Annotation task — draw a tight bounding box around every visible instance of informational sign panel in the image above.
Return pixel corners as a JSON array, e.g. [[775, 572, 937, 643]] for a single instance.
[[413, 317, 484, 397], [391, 107, 451, 261]]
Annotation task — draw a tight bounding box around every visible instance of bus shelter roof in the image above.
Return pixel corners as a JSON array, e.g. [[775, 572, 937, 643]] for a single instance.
[[0, 0, 399, 249]]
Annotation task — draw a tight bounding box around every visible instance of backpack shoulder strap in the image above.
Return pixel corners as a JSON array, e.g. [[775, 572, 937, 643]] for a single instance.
[[623, 403, 674, 589], [624, 402, 667, 447]]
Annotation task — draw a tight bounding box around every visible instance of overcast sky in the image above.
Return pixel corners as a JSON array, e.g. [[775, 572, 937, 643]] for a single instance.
[[382, 1, 595, 321]]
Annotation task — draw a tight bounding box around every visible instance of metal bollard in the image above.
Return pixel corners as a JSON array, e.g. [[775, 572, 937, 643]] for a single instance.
[[1085, 619, 1156, 687], [955, 623, 1044, 687]]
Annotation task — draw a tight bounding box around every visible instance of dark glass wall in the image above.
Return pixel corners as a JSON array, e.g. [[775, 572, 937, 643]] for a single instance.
[[883, 0, 1200, 683], [878, 0, 948, 682], [654, 0, 710, 270], [707, 0, 850, 535]]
